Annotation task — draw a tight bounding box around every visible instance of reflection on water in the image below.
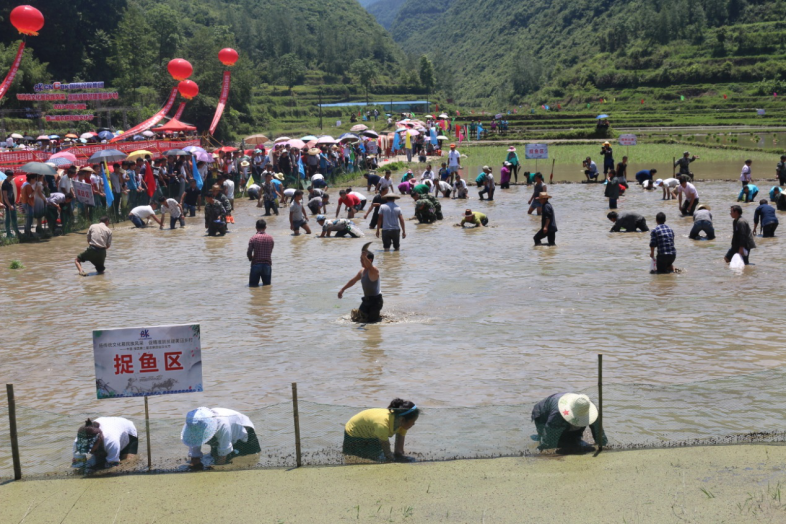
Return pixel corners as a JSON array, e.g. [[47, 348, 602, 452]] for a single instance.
[[1, 178, 786, 427]]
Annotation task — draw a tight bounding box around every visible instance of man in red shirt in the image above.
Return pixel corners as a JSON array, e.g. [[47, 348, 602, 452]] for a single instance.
[[336, 189, 361, 219], [247, 218, 274, 286]]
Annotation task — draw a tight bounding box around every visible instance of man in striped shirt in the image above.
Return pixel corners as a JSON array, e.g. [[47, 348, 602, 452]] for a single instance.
[[247, 219, 274, 287]]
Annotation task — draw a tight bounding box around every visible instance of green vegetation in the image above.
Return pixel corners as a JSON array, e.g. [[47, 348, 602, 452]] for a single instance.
[[9, 259, 23, 269]]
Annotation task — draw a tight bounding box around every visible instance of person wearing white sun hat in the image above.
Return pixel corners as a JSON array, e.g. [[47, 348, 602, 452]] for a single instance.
[[531, 393, 607, 452], [182, 407, 261, 469]]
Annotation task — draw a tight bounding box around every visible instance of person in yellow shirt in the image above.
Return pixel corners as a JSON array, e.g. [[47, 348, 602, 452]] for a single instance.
[[459, 209, 488, 227], [343, 398, 419, 462]]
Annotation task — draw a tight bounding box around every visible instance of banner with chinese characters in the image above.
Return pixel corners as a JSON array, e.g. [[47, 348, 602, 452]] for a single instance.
[[44, 114, 94, 122], [524, 144, 549, 159], [92, 323, 203, 399], [72, 180, 94, 206]]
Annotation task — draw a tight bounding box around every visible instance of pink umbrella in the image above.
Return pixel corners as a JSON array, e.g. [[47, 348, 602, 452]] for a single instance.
[[400, 129, 420, 136], [306, 140, 317, 148], [195, 151, 213, 162], [287, 139, 306, 149], [50, 151, 78, 163]]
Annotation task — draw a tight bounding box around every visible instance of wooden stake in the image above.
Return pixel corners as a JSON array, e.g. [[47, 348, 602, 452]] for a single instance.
[[597, 354, 603, 452], [6, 384, 22, 480], [672, 156, 676, 177], [144, 395, 151, 471], [292, 383, 302, 468]]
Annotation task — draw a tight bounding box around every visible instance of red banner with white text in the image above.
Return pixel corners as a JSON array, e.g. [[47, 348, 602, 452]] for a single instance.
[[209, 71, 231, 135], [173, 102, 186, 121], [110, 87, 179, 143], [0, 41, 25, 101]]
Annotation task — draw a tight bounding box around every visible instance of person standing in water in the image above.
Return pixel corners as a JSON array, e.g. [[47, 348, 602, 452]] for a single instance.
[[343, 399, 419, 462], [75, 216, 112, 276], [725, 205, 756, 265], [338, 248, 382, 323], [533, 192, 557, 246]]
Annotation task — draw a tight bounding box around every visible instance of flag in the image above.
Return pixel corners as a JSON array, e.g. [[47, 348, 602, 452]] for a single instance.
[[586, 103, 591, 109], [476, 123, 483, 141], [298, 156, 305, 179], [392, 132, 401, 151], [641, 99, 644, 104], [101, 163, 114, 208], [680, 95, 685, 101], [456, 110, 460, 116], [775, 92, 779, 98], [405, 132, 411, 149], [430, 127, 438, 146], [458, 126, 464, 144], [245, 174, 255, 190], [192, 155, 203, 190], [144, 161, 155, 198], [723, 94, 727, 99], [435, 103, 439, 111]]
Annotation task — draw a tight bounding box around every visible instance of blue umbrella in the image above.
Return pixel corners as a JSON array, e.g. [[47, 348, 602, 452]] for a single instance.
[[88, 149, 127, 164], [596, 114, 609, 119], [301, 135, 318, 141], [98, 131, 114, 140], [50, 157, 74, 167], [133, 135, 145, 141], [48, 134, 60, 139], [339, 133, 360, 142]]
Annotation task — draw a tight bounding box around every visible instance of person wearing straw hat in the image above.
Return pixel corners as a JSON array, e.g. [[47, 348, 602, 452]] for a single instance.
[[343, 399, 420, 462], [533, 192, 557, 246], [600, 141, 614, 176], [531, 393, 606, 452], [72, 417, 137, 469], [182, 407, 261, 469], [460, 209, 488, 227]]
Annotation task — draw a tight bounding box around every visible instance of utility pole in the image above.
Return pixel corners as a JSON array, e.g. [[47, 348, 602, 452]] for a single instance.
[[319, 87, 323, 131]]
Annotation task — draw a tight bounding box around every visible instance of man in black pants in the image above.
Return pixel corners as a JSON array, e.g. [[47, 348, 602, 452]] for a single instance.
[[607, 211, 649, 232], [533, 192, 557, 246], [725, 205, 756, 265], [649, 212, 676, 274]]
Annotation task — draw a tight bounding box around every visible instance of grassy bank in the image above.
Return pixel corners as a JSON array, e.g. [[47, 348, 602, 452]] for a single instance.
[[3, 445, 785, 522]]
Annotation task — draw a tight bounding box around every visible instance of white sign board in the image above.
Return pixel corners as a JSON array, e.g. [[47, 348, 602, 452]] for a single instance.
[[336, 120, 342, 127], [72, 180, 94, 206], [525, 144, 549, 159], [618, 134, 638, 146], [757, 109, 766, 116], [93, 324, 203, 399]]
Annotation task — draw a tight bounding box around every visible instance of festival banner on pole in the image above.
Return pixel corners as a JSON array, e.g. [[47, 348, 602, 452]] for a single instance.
[[0, 41, 26, 101], [72, 180, 94, 206], [93, 323, 203, 399], [44, 114, 94, 122], [173, 102, 186, 121], [209, 71, 231, 135], [110, 87, 179, 143]]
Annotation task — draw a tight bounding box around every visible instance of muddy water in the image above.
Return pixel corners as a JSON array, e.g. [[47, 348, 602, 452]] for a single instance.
[[2, 177, 786, 429]]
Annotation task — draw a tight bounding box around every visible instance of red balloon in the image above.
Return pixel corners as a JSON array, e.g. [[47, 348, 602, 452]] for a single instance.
[[167, 59, 193, 81], [10, 5, 45, 36], [178, 80, 199, 100], [218, 48, 239, 67]]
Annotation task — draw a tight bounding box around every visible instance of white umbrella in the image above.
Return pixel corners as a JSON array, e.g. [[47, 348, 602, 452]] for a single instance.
[[439, 113, 449, 118], [274, 136, 291, 143], [436, 135, 449, 140], [10, 133, 23, 139], [316, 136, 337, 145], [350, 124, 368, 132], [142, 130, 155, 137]]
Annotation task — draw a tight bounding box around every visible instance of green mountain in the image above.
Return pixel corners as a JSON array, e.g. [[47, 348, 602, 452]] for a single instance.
[[388, 0, 786, 107], [366, 0, 407, 29], [0, 0, 403, 138]]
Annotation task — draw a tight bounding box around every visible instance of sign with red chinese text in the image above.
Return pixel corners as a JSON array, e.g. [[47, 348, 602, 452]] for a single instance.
[[618, 134, 638, 146], [524, 144, 549, 160], [53, 103, 87, 110], [72, 180, 94, 206], [44, 114, 94, 122], [93, 324, 202, 399]]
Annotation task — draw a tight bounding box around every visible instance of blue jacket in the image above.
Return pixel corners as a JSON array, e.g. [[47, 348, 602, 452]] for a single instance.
[[754, 204, 778, 227]]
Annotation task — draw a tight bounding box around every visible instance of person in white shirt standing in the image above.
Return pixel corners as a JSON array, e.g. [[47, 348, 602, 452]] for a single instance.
[[181, 407, 260, 469], [740, 159, 753, 189], [676, 176, 700, 216], [157, 196, 185, 229], [221, 174, 236, 211], [447, 144, 461, 176]]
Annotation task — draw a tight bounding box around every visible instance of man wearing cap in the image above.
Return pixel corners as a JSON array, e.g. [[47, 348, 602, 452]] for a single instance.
[[448, 144, 461, 175], [753, 199, 778, 237], [377, 193, 406, 251], [411, 190, 443, 224], [725, 205, 756, 265], [583, 157, 599, 182], [531, 393, 607, 452], [607, 211, 648, 232], [75, 216, 112, 276], [655, 177, 680, 200], [182, 407, 260, 469], [676, 176, 699, 216], [203, 193, 228, 236], [689, 204, 715, 240], [317, 215, 364, 238], [533, 192, 557, 246], [776, 155, 786, 187], [675, 151, 699, 180], [460, 209, 488, 227]]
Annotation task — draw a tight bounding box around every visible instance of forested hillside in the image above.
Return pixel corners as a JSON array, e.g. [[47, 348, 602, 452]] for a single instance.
[[0, 0, 402, 137], [366, 0, 407, 29], [387, 0, 786, 107]]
